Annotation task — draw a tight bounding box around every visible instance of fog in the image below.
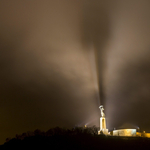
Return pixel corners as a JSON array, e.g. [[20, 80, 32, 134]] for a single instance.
[[0, 0, 150, 144]]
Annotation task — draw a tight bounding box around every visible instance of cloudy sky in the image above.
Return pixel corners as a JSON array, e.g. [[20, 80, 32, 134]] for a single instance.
[[0, 0, 150, 144]]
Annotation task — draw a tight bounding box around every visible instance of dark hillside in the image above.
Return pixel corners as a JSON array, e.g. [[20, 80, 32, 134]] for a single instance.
[[1, 127, 150, 150]]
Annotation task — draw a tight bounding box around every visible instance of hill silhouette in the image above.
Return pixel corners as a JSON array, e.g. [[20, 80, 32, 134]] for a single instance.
[[1, 126, 150, 150]]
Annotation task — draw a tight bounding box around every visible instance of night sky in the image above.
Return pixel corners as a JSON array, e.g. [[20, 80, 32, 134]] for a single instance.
[[0, 0, 150, 144]]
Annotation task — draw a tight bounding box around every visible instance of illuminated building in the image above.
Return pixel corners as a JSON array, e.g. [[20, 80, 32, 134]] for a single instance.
[[98, 105, 150, 138], [112, 129, 136, 136], [109, 129, 150, 138]]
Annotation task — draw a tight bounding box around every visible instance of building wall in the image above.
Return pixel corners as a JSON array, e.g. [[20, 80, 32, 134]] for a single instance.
[[113, 129, 136, 136], [141, 133, 150, 138], [136, 132, 141, 137]]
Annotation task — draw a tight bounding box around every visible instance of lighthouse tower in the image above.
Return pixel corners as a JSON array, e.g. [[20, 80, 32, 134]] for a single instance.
[[98, 105, 108, 135]]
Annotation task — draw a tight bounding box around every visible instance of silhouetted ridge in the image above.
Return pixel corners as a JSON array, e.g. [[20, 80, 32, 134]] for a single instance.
[[2, 126, 150, 150]]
